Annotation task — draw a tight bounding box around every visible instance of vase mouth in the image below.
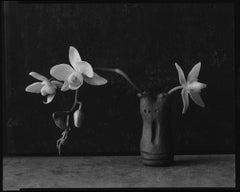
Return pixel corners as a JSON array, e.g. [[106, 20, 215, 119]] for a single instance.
[[137, 91, 169, 99]]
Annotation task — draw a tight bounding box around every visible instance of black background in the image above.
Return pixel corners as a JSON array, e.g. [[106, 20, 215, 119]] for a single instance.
[[3, 2, 235, 155]]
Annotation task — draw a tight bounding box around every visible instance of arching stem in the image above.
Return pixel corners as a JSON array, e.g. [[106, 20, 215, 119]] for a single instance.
[[56, 129, 69, 156], [167, 86, 183, 95], [94, 67, 142, 94], [69, 88, 80, 113], [56, 88, 81, 156], [48, 77, 55, 82]]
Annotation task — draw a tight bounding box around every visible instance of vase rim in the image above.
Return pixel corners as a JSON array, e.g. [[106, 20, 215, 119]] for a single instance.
[[138, 91, 169, 99]]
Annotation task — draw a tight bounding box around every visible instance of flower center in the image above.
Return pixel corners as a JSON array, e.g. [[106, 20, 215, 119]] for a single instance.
[[187, 81, 203, 92], [71, 75, 80, 84], [41, 83, 55, 96], [68, 72, 83, 89]]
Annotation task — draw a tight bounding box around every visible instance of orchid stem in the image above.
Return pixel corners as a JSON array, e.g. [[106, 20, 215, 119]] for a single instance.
[[57, 88, 80, 155], [56, 129, 69, 156], [69, 89, 80, 113], [94, 67, 142, 94], [48, 77, 55, 81], [167, 86, 183, 95]]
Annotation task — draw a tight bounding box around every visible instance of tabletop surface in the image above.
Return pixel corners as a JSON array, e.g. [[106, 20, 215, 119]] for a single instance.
[[3, 154, 235, 190]]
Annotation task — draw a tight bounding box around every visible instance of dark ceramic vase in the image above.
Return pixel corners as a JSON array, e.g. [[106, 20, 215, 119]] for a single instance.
[[139, 92, 174, 166]]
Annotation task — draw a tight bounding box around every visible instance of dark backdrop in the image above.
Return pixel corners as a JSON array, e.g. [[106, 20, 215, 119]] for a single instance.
[[3, 2, 235, 155]]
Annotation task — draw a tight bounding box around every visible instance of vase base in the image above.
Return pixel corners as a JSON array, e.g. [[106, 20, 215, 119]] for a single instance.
[[140, 151, 174, 166]]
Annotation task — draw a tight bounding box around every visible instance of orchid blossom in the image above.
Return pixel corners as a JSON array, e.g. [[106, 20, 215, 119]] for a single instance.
[[168, 62, 207, 114], [25, 72, 63, 104], [50, 46, 107, 91]]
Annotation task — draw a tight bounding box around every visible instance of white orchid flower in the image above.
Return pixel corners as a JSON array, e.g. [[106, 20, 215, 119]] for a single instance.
[[25, 72, 63, 104], [168, 62, 207, 114], [50, 46, 108, 91]]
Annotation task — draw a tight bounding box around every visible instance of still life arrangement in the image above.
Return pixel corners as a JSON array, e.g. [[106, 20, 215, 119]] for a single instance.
[[25, 46, 207, 166]]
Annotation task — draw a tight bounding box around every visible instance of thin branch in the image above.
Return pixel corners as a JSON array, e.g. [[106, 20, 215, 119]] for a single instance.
[[56, 129, 69, 156], [48, 77, 55, 82], [56, 88, 81, 156], [167, 85, 183, 95], [69, 89, 79, 113], [94, 67, 142, 93]]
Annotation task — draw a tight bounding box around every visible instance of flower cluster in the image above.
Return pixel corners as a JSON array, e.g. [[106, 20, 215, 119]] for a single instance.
[[26, 46, 108, 103], [25, 46, 107, 130], [25, 46, 108, 155]]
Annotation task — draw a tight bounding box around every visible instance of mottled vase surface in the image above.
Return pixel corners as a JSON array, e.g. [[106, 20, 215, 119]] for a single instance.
[[139, 93, 174, 166]]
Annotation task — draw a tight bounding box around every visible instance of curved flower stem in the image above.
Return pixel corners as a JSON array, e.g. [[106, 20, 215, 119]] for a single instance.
[[94, 67, 142, 94], [56, 129, 69, 155], [48, 77, 55, 82], [57, 88, 81, 156], [167, 85, 183, 95], [69, 89, 80, 113]]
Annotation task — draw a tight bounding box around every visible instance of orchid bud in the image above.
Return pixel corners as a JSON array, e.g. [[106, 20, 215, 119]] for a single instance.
[[73, 103, 84, 128], [52, 111, 69, 130]]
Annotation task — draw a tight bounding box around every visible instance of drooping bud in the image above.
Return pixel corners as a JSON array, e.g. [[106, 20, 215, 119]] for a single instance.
[[73, 102, 84, 128], [52, 111, 69, 130]]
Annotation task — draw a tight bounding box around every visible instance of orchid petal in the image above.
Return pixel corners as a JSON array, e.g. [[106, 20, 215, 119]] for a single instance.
[[61, 81, 70, 91], [181, 88, 189, 114], [187, 62, 201, 82], [69, 46, 82, 71], [75, 61, 94, 78], [51, 80, 63, 88], [50, 64, 74, 81], [83, 72, 108, 86], [25, 82, 44, 93], [189, 91, 205, 107], [43, 94, 55, 104], [29, 72, 48, 82], [40, 86, 48, 96], [187, 81, 207, 92], [200, 82, 207, 89], [68, 82, 83, 90], [40, 84, 56, 95], [175, 63, 186, 85]]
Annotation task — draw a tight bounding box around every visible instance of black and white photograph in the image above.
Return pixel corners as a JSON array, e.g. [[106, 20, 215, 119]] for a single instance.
[[3, 1, 237, 190]]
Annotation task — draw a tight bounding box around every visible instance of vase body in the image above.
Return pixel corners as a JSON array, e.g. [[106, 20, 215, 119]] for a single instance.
[[139, 93, 173, 166]]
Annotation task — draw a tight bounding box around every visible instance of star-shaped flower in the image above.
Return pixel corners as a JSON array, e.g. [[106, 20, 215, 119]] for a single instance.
[[168, 62, 207, 114], [50, 46, 107, 91], [25, 72, 63, 104]]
